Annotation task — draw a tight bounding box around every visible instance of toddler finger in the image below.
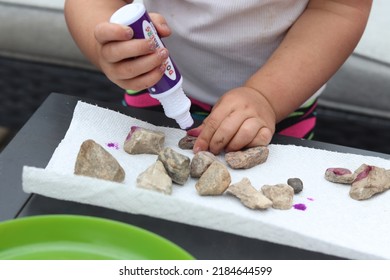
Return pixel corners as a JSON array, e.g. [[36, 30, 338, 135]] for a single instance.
[[149, 13, 172, 37], [192, 116, 221, 154], [102, 38, 157, 63], [94, 22, 133, 44], [187, 125, 203, 137], [193, 109, 234, 154], [224, 118, 263, 152], [117, 64, 166, 91], [245, 127, 273, 148], [207, 113, 244, 154], [114, 48, 169, 80]]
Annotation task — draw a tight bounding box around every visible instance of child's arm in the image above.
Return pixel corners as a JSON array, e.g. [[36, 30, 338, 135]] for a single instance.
[[64, 0, 171, 90], [192, 0, 372, 154], [64, 0, 130, 67]]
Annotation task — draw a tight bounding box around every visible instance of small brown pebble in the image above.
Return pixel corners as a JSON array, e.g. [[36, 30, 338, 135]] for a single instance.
[[325, 167, 355, 184], [124, 126, 165, 155], [190, 151, 217, 178], [225, 146, 269, 169], [195, 161, 231, 196], [136, 161, 172, 195], [287, 178, 303, 194], [227, 178, 272, 210], [74, 139, 125, 182], [261, 184, 294, 210], [178, 135, 197, 150], [158, 147, 190, 185]]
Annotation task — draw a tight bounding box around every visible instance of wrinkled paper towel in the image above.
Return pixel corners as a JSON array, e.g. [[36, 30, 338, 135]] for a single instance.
[[23, 101, 390, 259]]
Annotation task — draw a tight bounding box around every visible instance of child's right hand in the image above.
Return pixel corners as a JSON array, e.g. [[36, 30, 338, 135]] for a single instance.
[[93, 13, 171, 90]]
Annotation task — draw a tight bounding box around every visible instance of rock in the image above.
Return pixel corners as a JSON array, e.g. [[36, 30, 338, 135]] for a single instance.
[[158, 147, 190, 185], [195, 161, 231, 195], [178, 135, 197, 150], [225, 146, 269, 169], [287, 178, 304, 194], [261, 184, 294, 210], [325, 167, 354, 184], [190, 151, 218, 178], [226, 177, 272, 210], [136, 160, 172, 195], [350, 164, 390, 200], [74, 139, 125, 182], [124, 126, 165, 155]]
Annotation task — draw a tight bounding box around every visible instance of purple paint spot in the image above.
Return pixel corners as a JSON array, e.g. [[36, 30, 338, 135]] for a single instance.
[[293, 203, 307, 211], [107, 142, 119, 150], [307, 197, 314, 201]]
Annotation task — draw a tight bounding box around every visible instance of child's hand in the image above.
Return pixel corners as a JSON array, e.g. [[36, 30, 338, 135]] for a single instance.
[[93, 13, 171, 90], [188, 87, 276, 155]]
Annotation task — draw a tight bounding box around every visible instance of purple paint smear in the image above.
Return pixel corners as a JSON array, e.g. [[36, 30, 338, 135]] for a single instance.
[[354, 165, 373, 182], [126, 126, 140, 140], [106, 142, 119, 150], [293, 203, 307, 211], [307, 197, 314, 201]]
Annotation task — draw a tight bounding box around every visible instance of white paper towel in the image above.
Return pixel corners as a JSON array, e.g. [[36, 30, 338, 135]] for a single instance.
[[22, 101, 390, 259]]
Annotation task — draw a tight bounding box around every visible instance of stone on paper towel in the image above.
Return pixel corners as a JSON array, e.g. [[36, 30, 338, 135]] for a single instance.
[[136, 160, 172, 195], [195, 161, 231, 196], [350, 164, 390, 200], [158, 147, 190, 185], [226, 177, 272, 210], [74, 139, 125, 182], [225, 146, 269, 169], [287, 178, 304, 194], [178, 135, 197, 150], [261, 184, 294, 210], [325, 167, 354, 184], [124, 126, 165, 155], [190, 151, 218, 178]]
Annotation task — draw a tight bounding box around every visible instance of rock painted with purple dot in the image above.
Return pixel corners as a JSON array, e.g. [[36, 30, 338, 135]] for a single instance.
[[325, 167, 354, 184], [178, 135, 197, 150], [75, 139, 125, 183], [350, 164, 390, 200], [124, 126, 165, 155]]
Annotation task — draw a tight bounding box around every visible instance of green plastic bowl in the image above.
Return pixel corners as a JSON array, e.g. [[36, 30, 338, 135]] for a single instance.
[[0, 215, 194, 260]]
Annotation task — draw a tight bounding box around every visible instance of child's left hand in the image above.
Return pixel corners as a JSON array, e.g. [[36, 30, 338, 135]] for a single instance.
[[187, 86, 276, 155]]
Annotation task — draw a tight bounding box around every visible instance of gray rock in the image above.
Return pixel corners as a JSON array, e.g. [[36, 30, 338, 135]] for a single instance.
[[287, 178, 304, 194], [178, 135, 197, 150], [158, 147, 190, 185], [227, 177, 272, 209], [350, 164, 390, 200], [124, 126, 165, 155], [190, 151, 218, 178], [261, 184, 294, 210], [325, 167, 355, 184], [74, 139, 125, 182], [195, 161, 231, 195], [136, 160, 172, 195], [225, 146, 269, 169]]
